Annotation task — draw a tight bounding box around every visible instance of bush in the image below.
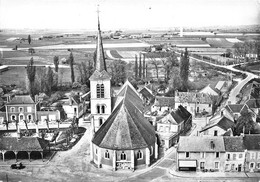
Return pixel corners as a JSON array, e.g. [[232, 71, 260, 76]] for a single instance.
[[72, 82, 81, 89]]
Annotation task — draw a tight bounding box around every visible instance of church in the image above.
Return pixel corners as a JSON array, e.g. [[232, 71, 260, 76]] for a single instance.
[[89, 16, 158, 171]]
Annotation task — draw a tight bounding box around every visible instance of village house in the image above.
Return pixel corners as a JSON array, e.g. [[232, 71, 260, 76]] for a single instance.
[[138, 86, 154, 106], [156, 105, 192, 149], [243, 134, 260, 172], [223, 136, 245, 172], [199, 84, 220, 96], [90, 18, 158, 171], [223, 104, 254, 121], [200, 114, 235, 136], [174, 92, 213, 117], [151, 96, 175, 115], [215, 81, 232, 94], [177, 136, 226, 172], [62, 94, 86, 119]]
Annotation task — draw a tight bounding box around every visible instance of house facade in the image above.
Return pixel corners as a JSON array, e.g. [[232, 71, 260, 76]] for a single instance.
[[151, 96, 175, 115], [177, 136, 226, 172], [175, 92, 213, 117], [62, 95, 86, 119], [5, 95, 37, 123], [157, 105, 192, 149]]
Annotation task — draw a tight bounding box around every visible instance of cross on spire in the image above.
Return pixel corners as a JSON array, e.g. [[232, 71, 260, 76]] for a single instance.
[[97, 4, 100, 31]]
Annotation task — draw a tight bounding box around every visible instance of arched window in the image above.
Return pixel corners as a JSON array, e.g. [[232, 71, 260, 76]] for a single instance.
[[97, 105, 100, 114], [19, 114, 24, 121], [19, 107, 23, 112], [11, 115, 16, 121], [27, 114, 32, 121], [121, 151, 126, 160], [100, 84, 104, 98], [137, 150, 143, 160], [10, 107, 15, 112], [99, 118, 103, 126], [105, 150, 110, 159], [101, 105, 105, 114]]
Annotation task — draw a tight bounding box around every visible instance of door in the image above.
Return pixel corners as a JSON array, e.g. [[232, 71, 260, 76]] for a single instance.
[[238, 164, 242, 172]]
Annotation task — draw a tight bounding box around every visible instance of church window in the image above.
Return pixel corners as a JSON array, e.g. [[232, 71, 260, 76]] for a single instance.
[[137, 150, 143, 160], [97, 105, 100, 114], [96, 84, 105, 98], [101, 105, 105, 114], [121, 152, 126, 160], [99, 118, 103, 126], [105, 150, 110, 159]]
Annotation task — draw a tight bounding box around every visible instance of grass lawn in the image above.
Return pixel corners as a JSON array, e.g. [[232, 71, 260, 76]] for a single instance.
[[246, 62, 260, 71]]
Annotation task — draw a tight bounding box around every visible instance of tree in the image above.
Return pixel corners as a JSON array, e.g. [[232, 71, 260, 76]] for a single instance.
[[45, 66, 53, 95], [3, 120, 9, 131], [168, 67, 182, 92], [234, 110, 256, 135], [179, 48, 190, 91], [142, 54, 146, 78], [23, 120, 29, 132], [134, 54, 138, 78], [53, 56, 59, 73], [26, 57, 36, 97], [28, 35, 31, 44], [110, 59, 126, 86], [150, 56, 159, 80], [139, 53, 142, 78], [81, 84, 89, 94], [69, 52, 75, 83]]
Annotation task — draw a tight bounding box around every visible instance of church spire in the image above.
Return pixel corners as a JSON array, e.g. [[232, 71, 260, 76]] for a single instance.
[[95, 5, 107, 72]]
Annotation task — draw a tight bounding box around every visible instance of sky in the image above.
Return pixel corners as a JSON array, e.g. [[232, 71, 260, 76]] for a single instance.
[[0, 0, 259, 30]]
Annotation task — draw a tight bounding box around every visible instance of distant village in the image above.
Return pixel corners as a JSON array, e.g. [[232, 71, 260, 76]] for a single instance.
[[0, 17, 260, 179]]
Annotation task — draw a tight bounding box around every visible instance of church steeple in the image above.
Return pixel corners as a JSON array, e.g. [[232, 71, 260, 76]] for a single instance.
[[95, 6, 107, 72]]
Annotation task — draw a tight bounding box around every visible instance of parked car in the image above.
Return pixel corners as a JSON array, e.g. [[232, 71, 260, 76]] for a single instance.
[[10, 162, 25, 169]]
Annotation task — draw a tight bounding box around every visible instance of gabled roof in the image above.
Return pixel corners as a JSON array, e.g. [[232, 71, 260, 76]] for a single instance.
[[92, 81, 155, 150], [0, 137, 48, 151], [200, 84, 220, 95], [223, 136, 244, 152], [215, 81, 226, 91], [200, 115, 234, 132], [153, 96, 175, 107], [6, 95, 35, 105], [225, 104, 248, 114], [243, 134, 260, 150], [175, 92, 212, 104], [178, 136, 225, 152]]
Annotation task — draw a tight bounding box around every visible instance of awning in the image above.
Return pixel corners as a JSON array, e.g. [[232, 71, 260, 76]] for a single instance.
[[179, 160, 197, 167]]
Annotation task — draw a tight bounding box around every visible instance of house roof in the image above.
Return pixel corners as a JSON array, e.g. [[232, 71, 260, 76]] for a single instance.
[[6, 95, 35, 105], [153, 96, 175, 107], [223, 136, 244, 152], [200, 84, 220, 95], [0, 137, 48, 151], [175, 92, 212, 104], [243, 134, 260, 150], [178, 136, 225, 152], [139, 87, 154, 100], [92, 81, 155, 150], [225, 104, 248, 114], [200, 116, 235, 132], [215, 81, 226, 91]]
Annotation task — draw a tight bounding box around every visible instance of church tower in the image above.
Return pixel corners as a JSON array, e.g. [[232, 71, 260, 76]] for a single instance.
[[89, 12, 112, 132]]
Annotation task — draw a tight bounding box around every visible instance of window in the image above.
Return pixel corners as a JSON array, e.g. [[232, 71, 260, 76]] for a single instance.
[[197, 107, 199, 113], [105, 150, 110, 159], [150, 146, 153, 156], [19, 107, 23, 112], [137, 150, 143, 160], [239, 154, 243, 158], [250, 162, 255, 169], [10, 107, 15, 112], [233, 154, 236, 160], [257, 163, 260, 169], [121, 152, 126, 160], [97, 105, 100, 114], [27, 114, 32, 121], [74, 108, 77, 114], [95, 149, 98, 154], [231, 164, 235, 170], [101, 105, 105, 114], [201, 152, 205, 158], [185, 152, 190, 158], [227, 153, 230, 160], [216, 152, 219, 158], [209, 104, 211, 107], [19, 115, 24, 121], [215, 162, 219, 169], [214, 130, 218, 136], [99, 118, 103, 126], [200, 162, 205, 170], [210, 141, 215, 149], [27, 107, 32, 112], [11, 115, 16, 121], [96, 84, 105, 98]]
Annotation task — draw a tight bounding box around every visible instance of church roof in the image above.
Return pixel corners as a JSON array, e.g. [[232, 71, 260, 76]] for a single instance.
[[89, 15, 111, 81], [92, 81, 155, 150]]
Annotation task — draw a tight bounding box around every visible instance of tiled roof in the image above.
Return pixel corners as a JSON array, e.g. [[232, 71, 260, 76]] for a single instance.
[[215, 81, 226, 91], [225, 104, 248, 113], [139, 87, 154, 100], [200, 116, 235, 132], [0, 137, 48, 151], [223, 136, 244, 152], [154, 96, 175, 107], [89, 70, 111, 81], [200, 84, 220, 95], [92, 81, 155, 150], [175, 92, 212, 104], [6, 95, 35, 105], [243, 134, 260, 150], [178, 136, 225, 152]]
